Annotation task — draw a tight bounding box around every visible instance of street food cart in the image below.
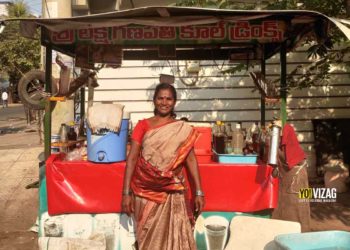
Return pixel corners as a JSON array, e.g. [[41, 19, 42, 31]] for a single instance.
[[8, 6, 349, 249]]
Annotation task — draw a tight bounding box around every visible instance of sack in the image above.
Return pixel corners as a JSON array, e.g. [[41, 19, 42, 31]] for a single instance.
[[117, 214, 137, 250], [39, 233, 106, 250]]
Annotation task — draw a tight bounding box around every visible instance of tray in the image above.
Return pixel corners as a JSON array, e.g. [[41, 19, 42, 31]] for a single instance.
[[215, 152, 258, 164], [274, 230, 350, 250]]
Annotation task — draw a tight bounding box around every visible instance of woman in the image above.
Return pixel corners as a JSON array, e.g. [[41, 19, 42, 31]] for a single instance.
[[122, 83, 205, 250], [271, 119, 310, 232]]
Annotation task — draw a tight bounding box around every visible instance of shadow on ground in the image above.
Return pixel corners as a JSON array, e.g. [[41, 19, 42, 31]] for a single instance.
[[311, 191, 350, 231]]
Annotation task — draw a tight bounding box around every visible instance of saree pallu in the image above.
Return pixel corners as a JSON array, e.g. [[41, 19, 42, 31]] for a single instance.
[[130, 121, 198, 250], [272, 159, 311, 232]]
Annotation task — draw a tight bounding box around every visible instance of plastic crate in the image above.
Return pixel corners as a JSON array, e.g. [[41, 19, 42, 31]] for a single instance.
[[274, 230, 350, 250], [215, 153, 258, 164], [195, 149, 213, 163], [193, 127, 212, 152]]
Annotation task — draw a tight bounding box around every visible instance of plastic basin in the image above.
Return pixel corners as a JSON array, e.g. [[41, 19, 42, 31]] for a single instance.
[[274, 230, 350, 250], [215, 153, 258, 164]]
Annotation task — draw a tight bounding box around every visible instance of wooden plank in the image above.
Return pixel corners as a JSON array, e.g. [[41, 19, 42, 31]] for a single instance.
[[290, 86, 350, 97], [91, 88, 261, 100], [88, 96, 350, 112], [126, 108, 350, 124], [287, 121, 314, 131], [97, 61, 350, 79], [287, 97, 350, 108], [96, 73, 350, 90]]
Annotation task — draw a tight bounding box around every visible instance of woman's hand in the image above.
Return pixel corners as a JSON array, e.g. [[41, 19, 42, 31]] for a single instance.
[[194, 196, 205, 216], [121, 194, 134, 216], [122, 140, 141, 217]]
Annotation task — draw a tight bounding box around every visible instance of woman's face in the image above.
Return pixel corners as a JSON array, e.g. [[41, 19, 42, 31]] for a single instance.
[[154, 89, 176, 117]]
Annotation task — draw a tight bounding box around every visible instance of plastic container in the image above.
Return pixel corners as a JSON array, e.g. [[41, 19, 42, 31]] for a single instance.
[[192, 127, 213, 163], [87, 119, 129, 163], [193, 127, 212, 152], [215, 152, 258, 164], [231, 123, 244, 154], [51, 134, 61, 154], [195, 149, 213, 164], [59, 123, 68, 153], [274, 230, 350, 250]]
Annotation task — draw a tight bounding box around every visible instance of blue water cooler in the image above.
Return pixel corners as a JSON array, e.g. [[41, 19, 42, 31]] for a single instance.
[[87, 119, 129, 163]]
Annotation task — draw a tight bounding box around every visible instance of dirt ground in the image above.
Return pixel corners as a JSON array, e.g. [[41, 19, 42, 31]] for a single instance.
[[310, 190, 350, 232]]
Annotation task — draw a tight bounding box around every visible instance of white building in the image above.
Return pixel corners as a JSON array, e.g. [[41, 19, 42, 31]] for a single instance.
[[0, 1, 11, 16]]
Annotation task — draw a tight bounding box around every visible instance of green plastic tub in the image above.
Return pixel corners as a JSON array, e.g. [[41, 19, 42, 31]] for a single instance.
[[274, 230, 350, 250]]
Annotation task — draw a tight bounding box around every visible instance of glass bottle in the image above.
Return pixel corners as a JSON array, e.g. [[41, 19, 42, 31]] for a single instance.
[[67, 122, 77, 151], [252, 122, 260, 154], [232, 122, 244, 155], [258, 126, 266, 161], [224, 123, 233, 153], [213, 121, 225, 154], [264, 126, 271, 163], [59, 123, 68, 153]]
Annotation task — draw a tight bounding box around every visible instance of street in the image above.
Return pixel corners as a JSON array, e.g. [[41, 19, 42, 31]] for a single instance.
[[0, 104, 26, 121], [0, 104, 42, 249], [0, 105, 41, 149]]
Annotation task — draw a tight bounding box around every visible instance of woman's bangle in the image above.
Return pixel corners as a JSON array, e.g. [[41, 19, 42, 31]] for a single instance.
[[195, 190, 205, 197], [122, 190, 132, 196]]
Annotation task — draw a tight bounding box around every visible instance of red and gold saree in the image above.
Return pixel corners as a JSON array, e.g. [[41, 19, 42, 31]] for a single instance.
[[130, 120, 198, 250]]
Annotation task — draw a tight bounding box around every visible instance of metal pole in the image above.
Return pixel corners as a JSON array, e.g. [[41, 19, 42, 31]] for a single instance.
[[280, 41, 287, 125], [260, 56, 266, 127], [80, 87, 85, 122], [44, 44, 52, 159]]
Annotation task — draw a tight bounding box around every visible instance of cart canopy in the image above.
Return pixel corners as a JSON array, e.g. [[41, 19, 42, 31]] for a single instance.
[[5, 6, 349, 61]]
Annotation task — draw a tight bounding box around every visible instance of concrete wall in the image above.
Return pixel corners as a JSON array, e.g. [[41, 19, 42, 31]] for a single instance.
[[90, 47, 350, 177]]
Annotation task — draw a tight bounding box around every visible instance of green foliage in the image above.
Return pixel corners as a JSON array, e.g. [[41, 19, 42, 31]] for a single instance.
[[0, 1, 40, 97], [267, 0, 346, 18], [7, 0, 30, 17]]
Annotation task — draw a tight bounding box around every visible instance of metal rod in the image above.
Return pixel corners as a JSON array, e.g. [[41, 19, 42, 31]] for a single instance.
[[44, 44, 52, 160], [280, 41, 287, 125], [260, 55, 266, 127], [80, 87, 85, 122]]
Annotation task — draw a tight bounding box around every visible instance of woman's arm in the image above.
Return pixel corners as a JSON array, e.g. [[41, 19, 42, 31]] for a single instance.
[[185, 149, 205, 214], [121, 140, 141, 216]]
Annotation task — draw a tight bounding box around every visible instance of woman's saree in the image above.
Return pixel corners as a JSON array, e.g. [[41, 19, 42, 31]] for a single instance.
[[130, 120, 198, 250]]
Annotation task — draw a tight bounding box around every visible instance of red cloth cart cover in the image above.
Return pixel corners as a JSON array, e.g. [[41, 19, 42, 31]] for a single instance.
[[46, 154, 278, 215]]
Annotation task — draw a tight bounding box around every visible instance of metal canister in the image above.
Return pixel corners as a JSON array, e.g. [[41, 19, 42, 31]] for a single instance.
[[268, 125, 281, 165], [51, 134, 61, 154], [59, 123, 68, 153]]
